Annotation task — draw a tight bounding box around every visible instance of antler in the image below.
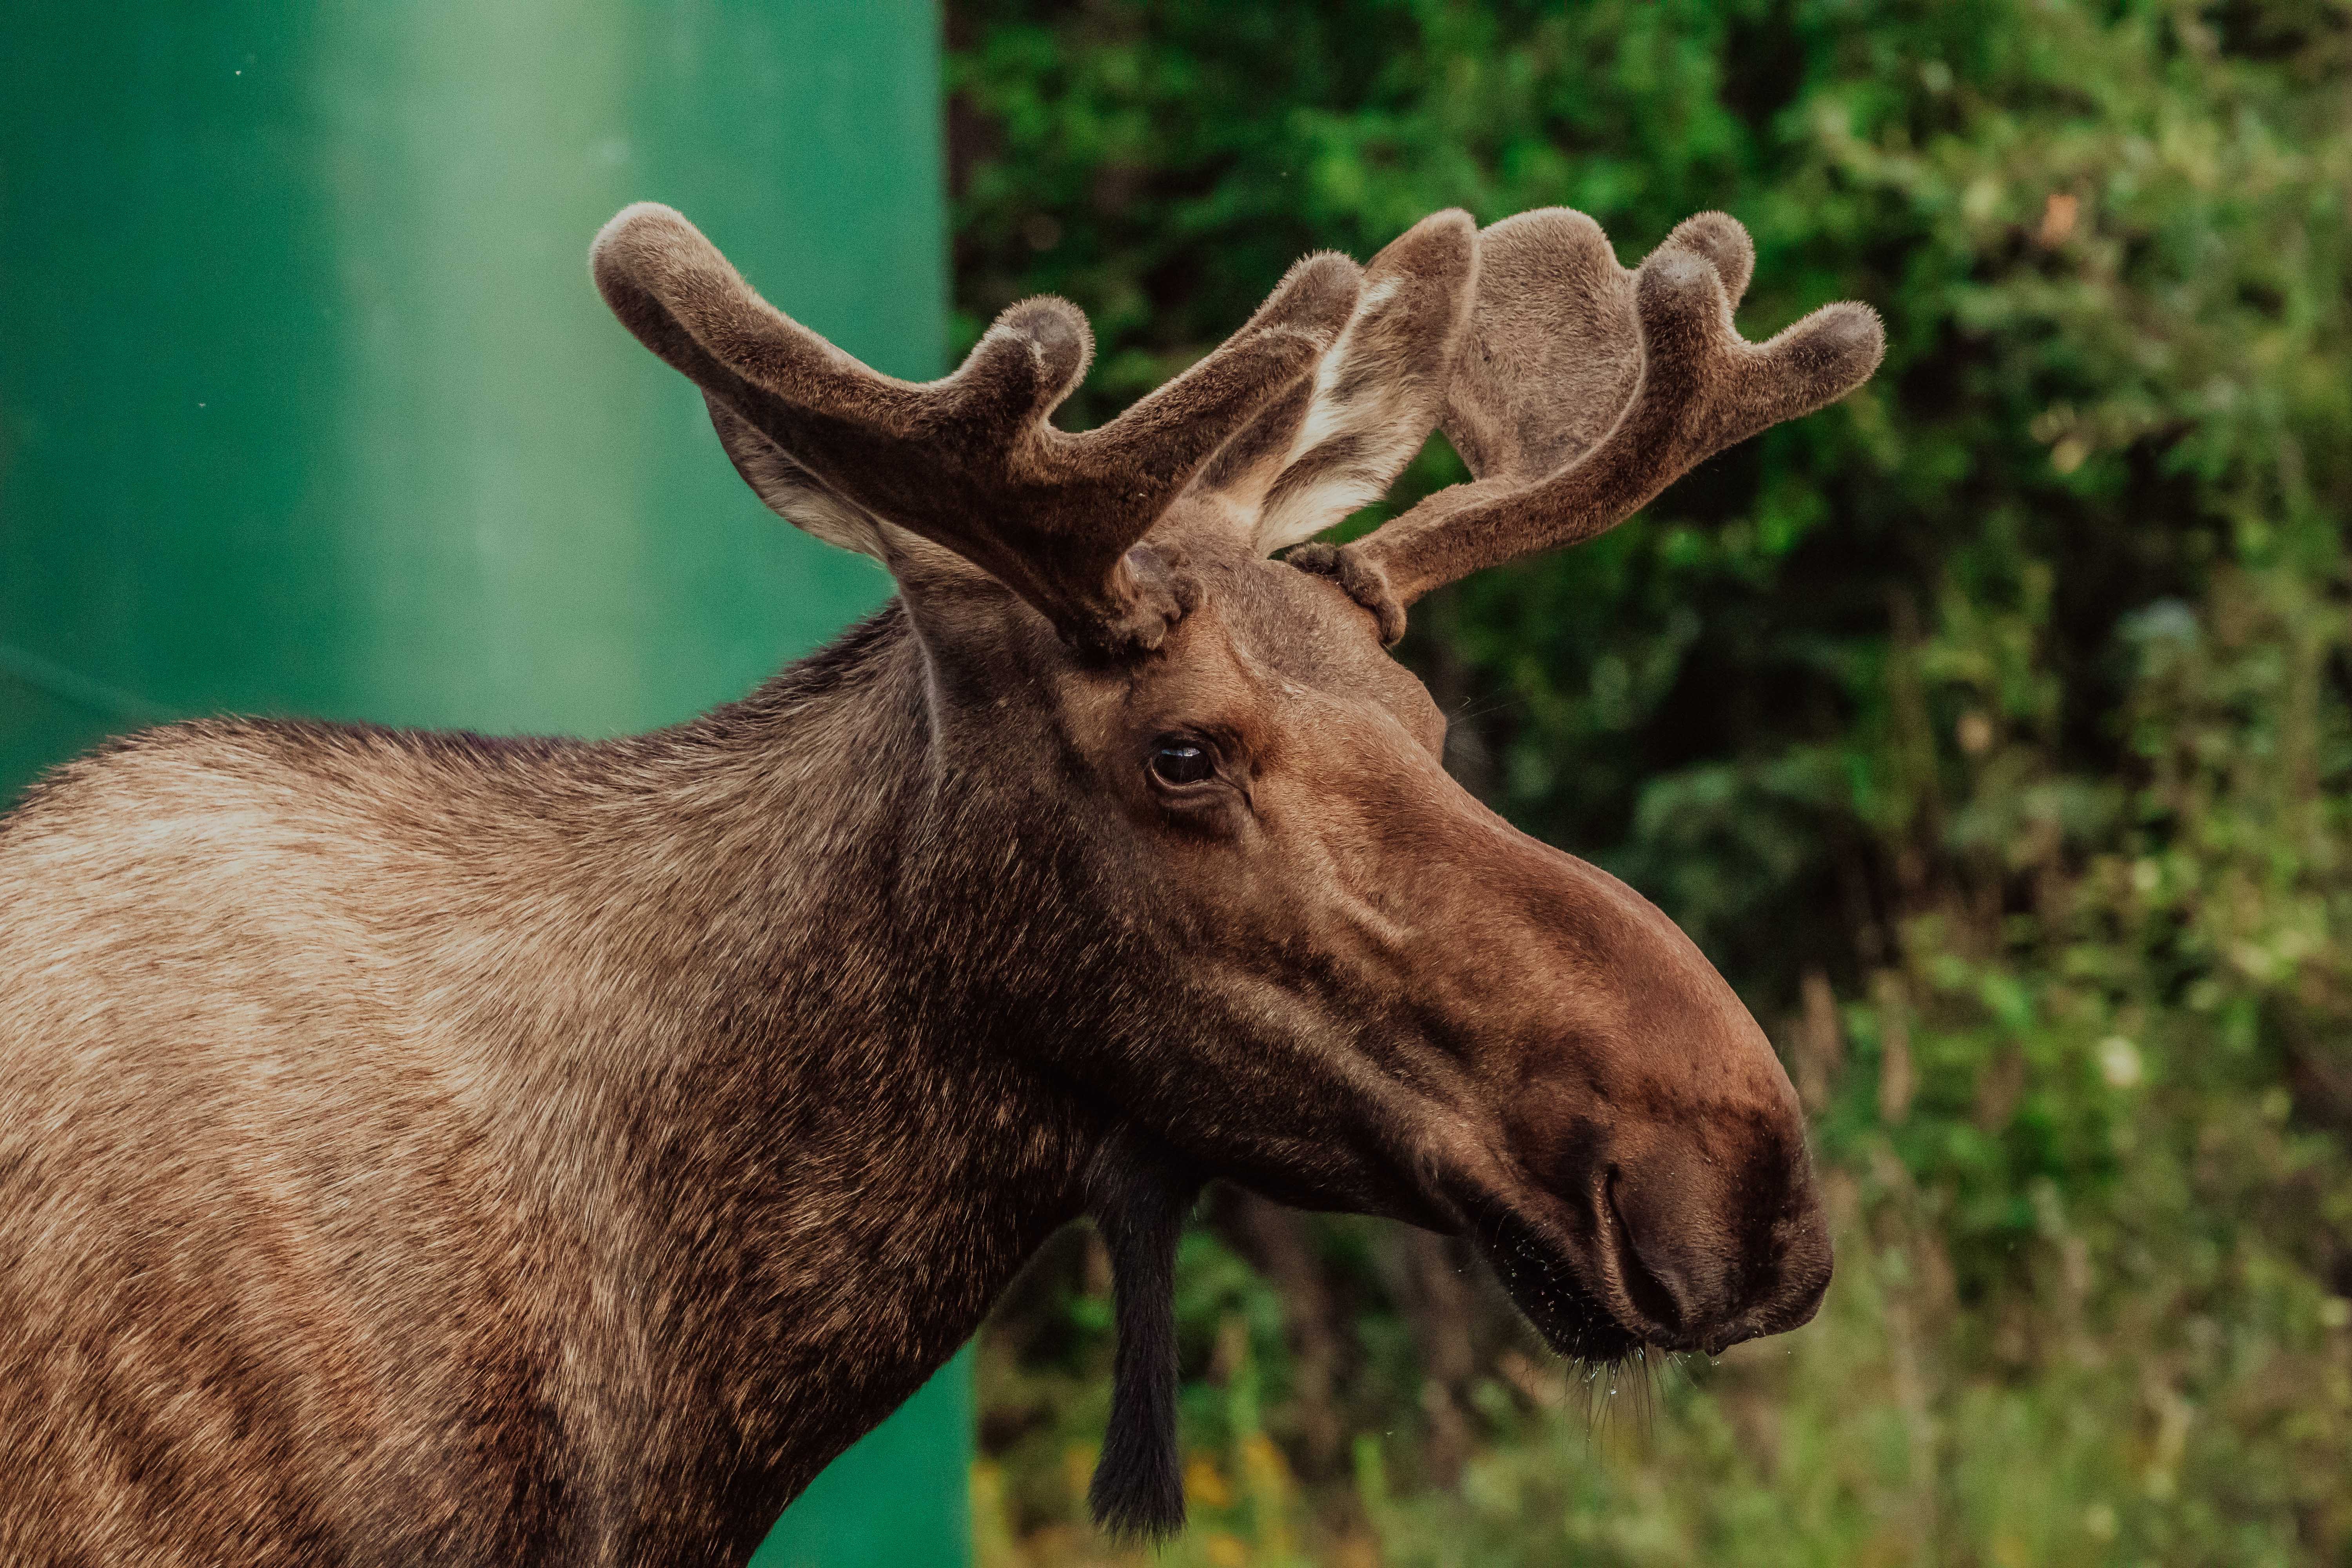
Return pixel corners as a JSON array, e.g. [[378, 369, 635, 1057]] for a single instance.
[[1314, 209, 1882, 634], [1188, 210, 1476, 555], [593, 203, 1360, 652]]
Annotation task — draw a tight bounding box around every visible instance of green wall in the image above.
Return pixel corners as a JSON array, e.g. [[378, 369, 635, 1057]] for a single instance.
[[0, 4, 968, 1562]]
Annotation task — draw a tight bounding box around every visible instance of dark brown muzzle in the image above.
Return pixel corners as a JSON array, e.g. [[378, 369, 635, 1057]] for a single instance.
[[1483, 1071, 1832, 1363], [1456, 839, 1834, 1360], [1600, 1127, 1832, 1353]]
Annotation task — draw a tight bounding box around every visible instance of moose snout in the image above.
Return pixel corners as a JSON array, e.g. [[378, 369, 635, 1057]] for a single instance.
[[1598, 1129, 1833, 1354]]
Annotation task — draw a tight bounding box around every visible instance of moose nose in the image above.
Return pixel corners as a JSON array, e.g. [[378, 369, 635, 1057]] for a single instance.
[[1602, 1138, 1832, 1354]]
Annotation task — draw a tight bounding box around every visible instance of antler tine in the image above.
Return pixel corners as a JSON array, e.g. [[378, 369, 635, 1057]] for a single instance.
[[1337, 209, 1882, 626], [593, 203, 1359, 652]]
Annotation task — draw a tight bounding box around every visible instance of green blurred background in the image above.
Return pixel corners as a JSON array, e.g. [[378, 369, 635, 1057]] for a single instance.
[[11, 2, 2352, 1566]]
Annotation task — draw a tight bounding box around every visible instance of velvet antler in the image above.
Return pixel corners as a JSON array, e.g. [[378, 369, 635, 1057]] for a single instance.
[[593, 203, 1360, 652], [1189, 210, 1477, 559], [1303, 209, 1882, 637]]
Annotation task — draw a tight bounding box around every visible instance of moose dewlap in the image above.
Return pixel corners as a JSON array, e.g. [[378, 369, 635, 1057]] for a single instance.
[[0, 202, 1880, 1564]]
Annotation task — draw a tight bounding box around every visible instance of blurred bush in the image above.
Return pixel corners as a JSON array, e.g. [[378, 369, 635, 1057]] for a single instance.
[[948, 1, 2352, 1562]]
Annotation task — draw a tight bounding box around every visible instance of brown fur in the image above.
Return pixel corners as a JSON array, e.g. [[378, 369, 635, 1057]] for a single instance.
[[0, 203, 1876, 1565]]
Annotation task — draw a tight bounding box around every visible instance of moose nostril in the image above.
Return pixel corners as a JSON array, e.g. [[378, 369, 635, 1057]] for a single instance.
[[1603, 1170, 1691, 1338]]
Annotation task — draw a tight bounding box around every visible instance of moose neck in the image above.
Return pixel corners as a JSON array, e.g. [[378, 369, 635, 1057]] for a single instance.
[[475, 605, 1107, 1555]]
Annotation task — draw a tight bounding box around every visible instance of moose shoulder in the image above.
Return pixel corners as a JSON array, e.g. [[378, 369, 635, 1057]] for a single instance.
[[0, 204, 1881, 1566]]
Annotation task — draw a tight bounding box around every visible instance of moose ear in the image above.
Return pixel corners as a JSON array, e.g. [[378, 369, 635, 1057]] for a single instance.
[[702, 397, 891, 559], [1189, 211, 1477, 555]]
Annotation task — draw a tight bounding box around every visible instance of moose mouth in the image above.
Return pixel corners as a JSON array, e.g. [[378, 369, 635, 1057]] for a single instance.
[[1468, 1152, 1769, 1363], [1474, 1205, 1648, 1366], [1479, 1165, 1811, 1364]]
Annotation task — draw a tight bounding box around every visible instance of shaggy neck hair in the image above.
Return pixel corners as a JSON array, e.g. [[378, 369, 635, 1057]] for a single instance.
[[440, 605, 1138, 1556]]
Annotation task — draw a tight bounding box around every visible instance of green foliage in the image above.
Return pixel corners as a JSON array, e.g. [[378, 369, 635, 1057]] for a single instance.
[[951, 1, 2352, 1562]]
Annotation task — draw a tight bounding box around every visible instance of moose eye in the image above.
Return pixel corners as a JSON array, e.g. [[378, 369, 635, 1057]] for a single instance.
[[1146, 740, 1216, 788]]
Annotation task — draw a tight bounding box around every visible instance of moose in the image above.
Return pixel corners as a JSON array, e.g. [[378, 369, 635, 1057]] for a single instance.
[[0, 200, 1880, 1565]]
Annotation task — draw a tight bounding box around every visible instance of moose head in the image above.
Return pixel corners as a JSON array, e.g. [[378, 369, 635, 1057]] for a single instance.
[[594, 201, 1883, 1534]]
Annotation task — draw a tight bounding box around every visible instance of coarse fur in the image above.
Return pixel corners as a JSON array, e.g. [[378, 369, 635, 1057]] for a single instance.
[[0, 201, 1881, 1564], [0, 612, 1088, 1564]]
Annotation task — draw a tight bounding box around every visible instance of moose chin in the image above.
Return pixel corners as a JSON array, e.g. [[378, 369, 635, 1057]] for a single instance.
[[0, 200, 1879, 1564]]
